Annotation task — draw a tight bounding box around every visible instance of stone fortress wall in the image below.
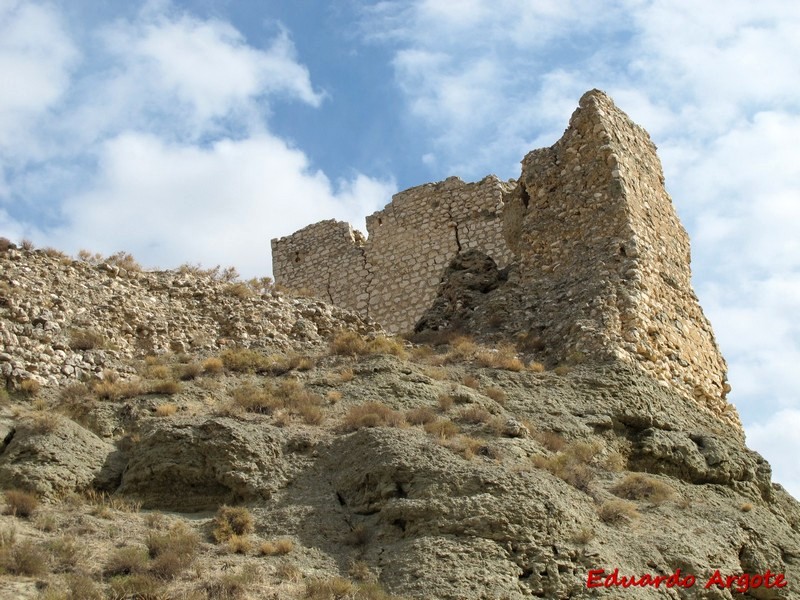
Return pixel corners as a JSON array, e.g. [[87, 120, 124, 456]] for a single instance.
[[272, 90, 734, 426], [272, 176, 515, 333]]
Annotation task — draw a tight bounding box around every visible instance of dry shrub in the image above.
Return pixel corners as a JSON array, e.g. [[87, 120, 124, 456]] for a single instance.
[[598, 499, 640, 524], [106, 251, 141, 271], [406, 406, 438, 425], [28, 412, 60, 434], [94, 379, 145, 400], [230, 384, 279, 414], [341, 402, 406, 432], [306, 577, 354, 599], [475, 344, 524, 371], [155, 403, 178, 417], [458, 406, 491, 424], [517, 332, 546, 352], [572, 527, 595, 545], [225, 282, 253, 299], [147, 522, 199, 579], [536, 431, 566, 452], [219, 347, 273, 373], [61, 573, 104, 600], [288, 354, 315, 371], [202, 357, 224, 375], [441, 435, 487, 460], [212, 506, 254, 543], [48, 535, 82, 572], [19, 378, 41, 396], [176, 362, 203, 380], [21, 238, 34, 250], [227, 534, 253, 554], [339, 368, 355, 382], [553, 365, 572, 376], [462, 375, 481, 389], [69, 328, 106, 350], [3, 489, 39, 517], [610, 473, 675, 505], [437, 393, 454, 412], [259, 538, 294, 556], [59, 382, 90, 403], [146, 364, 171, 379], [276, 561, 303, 582], [204, 564, 259, 599], [149, 379, 181, 395], [484, 387, 507, 404], [349, 560, 374, 582], [2, 540, 48, 576], [104, 546, 150, 576], [531, 440, 603, 492], [603, 451, 626, 472], [299, 404, 324, 425], [424, 419, 459, 439], [446, 335, 478, 360], [84, 489, 141, 514], [741, 502, 754, 512], [327, 390, 343, 404], [347, 524, 370, 546], [528, 361, 546, 373], [331, 331, 407, 358]]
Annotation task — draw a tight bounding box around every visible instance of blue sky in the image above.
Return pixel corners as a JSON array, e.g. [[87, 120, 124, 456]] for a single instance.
[[1, 0, 799, 497]]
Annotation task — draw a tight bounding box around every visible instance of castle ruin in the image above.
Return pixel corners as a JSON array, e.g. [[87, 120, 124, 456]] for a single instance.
[[272, 90, 735, 427]]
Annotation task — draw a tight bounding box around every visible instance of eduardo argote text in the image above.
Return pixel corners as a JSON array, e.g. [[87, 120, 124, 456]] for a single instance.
[[587, 568, 787, 594]]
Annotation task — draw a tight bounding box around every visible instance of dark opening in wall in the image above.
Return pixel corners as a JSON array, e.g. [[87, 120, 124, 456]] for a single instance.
[[378, 218, 383, 225], [294, 252, 301, 263], [520, 185, 530, 209], [619, 245, 627, 257]]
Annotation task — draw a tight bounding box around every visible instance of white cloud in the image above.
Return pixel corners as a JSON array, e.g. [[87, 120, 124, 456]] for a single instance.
[[0, 2, 393, 277], [0, 0, 78, 151], [747, 409, 800, 499], [46, 133, 393, 277]]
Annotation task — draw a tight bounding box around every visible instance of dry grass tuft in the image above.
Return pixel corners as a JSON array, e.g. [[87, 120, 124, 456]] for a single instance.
[[18, 378, 41, 396], [339, 368, 355, 382], [528, 361, 546, 373], [330, 331, 407, 358], [531, 440, 603, 492], [1, 539, 48, 576], [610, 473, 675, 505], [69, 328, 106, 351], [458, 406, 492, 424], [484, 386, 507, 404], [475, 343, 524, 371], [176, 362, 203, 381], [259, 538, 294, 556], [341, 402, 406, 431], [536, 430, 566, 452], [155, 403, 178, 417], [94, 379, 145, 400], [598, 499, 640, 524], [740, 502, 754, 512], [406, 406, 438, 425], [3, 489, 39, 518], [202, 356, 224, 375], [423, 418, 460, 439], [226, 534, 253, 554], [104, 545, 150, 576], [462, 375, 481, 389], [212, 506, 254, 543], [148, 379, 181, 395]]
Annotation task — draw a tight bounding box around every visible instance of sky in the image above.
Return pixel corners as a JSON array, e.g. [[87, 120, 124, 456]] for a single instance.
[[1, 0, 798, 496]]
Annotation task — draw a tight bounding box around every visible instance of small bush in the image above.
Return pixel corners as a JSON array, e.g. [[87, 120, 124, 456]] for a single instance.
[[536, 431, 566, 452], [299, 404, 324, 425], [437, 393, 454, 412], [347, 523, 370, 546], [553, 365, 572, 376], [106, 251, 142, 271], [288, 354, 315, 371], [341, 402, 406, 432], [230, 384, 279, 415], [149, 379, 181, 395], [458, 406, 491, 424], [227, 534, 253, 554], [47, 535, 82, 572], [339, 368, 355, 382], [306, 577, 354, 600], [3, 489, 39, 518], [610, 473, 675, 505], [104, 546, 150, 576], [598, 499, 640, 524], [327, 390, 343, 404], [146, 522, 199, 578], [259, 538, 294, 556], [406, 406, 437, 425], [69, 328, 105, 350], [155, 403, 178, 417], [276, 561, 303, 582], [28, 412, 60, 434], [203, 564, 259, 599], [19, 378, 41, 396], [462, 375, 481, 389], [741, 502, 754, 512], [441, 435, 487, 460], [423, 419, 459, 439], [475, 344, 524, 371], [484, 387, 507, 404], [572, 527, 595, 545], [446, 336, 478, 360], [330, 332, 407, 358], [176, 362, 203, 380], [94, 379, 145, 400], [212, 506, 254, 543], [226, 282, 253, 299], [531, 440, 603, 492], [202, 357, 224, 375], [3, 540, 48, 575], [528, 361, 546, 373]]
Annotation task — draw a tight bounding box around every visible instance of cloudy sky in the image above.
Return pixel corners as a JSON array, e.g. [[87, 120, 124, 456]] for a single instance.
[[1, 0, 798, 495]]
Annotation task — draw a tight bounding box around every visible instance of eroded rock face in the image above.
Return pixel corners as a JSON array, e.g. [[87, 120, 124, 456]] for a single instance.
[[0, 416, 117, 498], [117, 417, 292, 511]]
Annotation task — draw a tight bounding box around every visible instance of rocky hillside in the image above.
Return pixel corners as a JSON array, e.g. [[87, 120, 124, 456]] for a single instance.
[[0, 241, 799, 600]]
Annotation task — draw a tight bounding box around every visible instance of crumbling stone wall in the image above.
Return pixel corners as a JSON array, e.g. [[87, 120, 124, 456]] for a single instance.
[[271, 176, 514, 333], [272, 90, 733, 426]]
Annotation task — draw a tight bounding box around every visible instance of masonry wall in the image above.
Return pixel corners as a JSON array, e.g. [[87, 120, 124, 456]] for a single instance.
[[271, 176, 514, 333], [272, 90, 733, 427]]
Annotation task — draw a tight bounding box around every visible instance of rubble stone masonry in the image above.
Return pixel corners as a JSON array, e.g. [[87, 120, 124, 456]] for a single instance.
[[272, 90, 735, 426]]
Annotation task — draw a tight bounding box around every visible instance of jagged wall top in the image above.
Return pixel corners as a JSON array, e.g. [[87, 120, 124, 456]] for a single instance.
[[272, 90, 736, 428]]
